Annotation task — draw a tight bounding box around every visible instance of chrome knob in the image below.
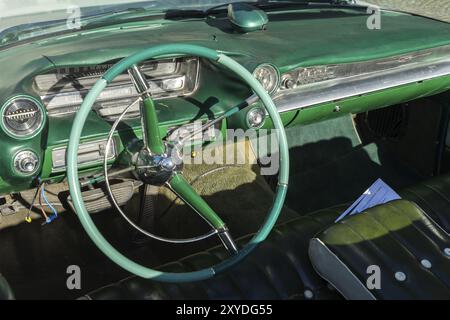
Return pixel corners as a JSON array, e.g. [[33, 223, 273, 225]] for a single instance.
[[21, 158, 36, 172], [246, 107, 266, 129], [14, 150, 39, 175], [282, 75, 296, 90]]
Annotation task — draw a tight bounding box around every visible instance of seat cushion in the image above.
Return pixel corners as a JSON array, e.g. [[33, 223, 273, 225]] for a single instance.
[[82, 208, 343, 300], [401, 173, 450, 233], [309, 200, 450, 300]]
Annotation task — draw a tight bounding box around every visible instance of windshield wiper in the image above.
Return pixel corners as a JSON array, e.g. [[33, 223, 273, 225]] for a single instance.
[[165, 0, 366, 19], [230, 0, 366, 12], [222, 0, 358, 10]]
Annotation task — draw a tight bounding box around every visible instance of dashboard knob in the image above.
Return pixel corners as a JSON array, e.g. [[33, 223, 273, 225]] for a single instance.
[[14, 150, 39, 175], [21, 158, 37, 172], [282, 75, 296, 90]]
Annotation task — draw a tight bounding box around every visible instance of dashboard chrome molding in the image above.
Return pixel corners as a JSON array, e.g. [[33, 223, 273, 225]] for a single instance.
[[36, 57, 200, 120], [274, 45, 450, 113], [51, 138, 117, 173]]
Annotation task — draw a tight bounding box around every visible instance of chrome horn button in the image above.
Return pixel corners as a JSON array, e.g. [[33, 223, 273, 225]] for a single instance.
[[134, 146, 183, 185]]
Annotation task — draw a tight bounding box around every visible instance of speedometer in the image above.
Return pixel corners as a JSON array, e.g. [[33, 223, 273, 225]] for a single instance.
[[253, 64, 280, 95], [1, 96, 45, 139]]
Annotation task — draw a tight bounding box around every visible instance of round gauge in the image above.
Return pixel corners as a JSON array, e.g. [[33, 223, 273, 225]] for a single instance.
[[246, 107, 266, 129], [1, 96, 45, 139], [252, 64, 280, 95]]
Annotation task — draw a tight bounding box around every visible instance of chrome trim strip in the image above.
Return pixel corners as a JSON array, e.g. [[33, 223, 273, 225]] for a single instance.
[[274, 46, 450, 113], [51, 138, 116, 173]]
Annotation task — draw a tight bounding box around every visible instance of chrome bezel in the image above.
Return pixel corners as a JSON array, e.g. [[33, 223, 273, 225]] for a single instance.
[[246, 106, 267, 129], [252, 63, 280, 95], [12, 149, 40, 176], [0, 95, 46, 140]]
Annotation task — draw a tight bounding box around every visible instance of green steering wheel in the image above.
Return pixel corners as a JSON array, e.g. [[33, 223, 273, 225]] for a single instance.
[[67, 44, 289, 282]]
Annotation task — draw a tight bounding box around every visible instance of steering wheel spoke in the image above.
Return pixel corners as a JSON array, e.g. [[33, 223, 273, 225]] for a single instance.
[[128, 65, 165, 155], [168, 173, 238, 254]]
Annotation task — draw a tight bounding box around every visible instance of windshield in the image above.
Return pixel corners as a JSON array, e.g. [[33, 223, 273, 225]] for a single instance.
[[0, 0, 324, 27], [0, 0, 264, 31], [0, 1, 240, 46], [0, 0, 346, 47], [364, 1, 449, 23], [0, 1, 237, 28], [0, 0, 448, 47]]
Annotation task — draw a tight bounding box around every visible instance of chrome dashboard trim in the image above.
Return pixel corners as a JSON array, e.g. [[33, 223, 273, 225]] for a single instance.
[[274, 45, 450, 113], [36, 57, 200, 119], [51, 138, 116, 173]]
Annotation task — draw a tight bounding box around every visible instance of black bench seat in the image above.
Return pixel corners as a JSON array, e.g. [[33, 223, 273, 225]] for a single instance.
[[76, 173, 450, 300]]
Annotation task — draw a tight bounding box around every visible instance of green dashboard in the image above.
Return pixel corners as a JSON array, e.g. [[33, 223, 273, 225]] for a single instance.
[[1, 7, 450, 194]]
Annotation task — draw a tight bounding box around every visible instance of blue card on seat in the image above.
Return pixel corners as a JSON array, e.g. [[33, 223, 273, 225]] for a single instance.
[[335, 178, 401, 223]]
